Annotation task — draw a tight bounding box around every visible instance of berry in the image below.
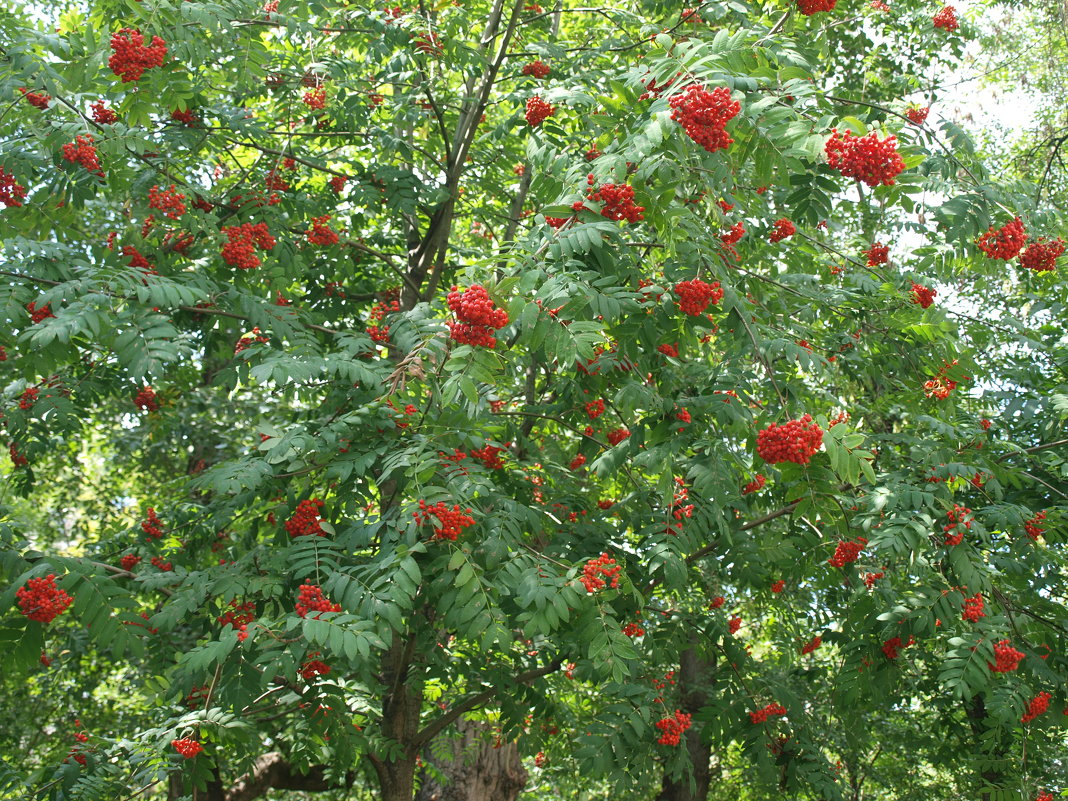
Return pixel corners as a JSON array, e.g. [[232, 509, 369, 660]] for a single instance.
[[285, 499, 327, 537], [525, 96, 555, 127], [134, 386, 159, 412], [16, 575, 73, 623], [221, 223, 276, 269], [303, 86, 327, 109], [148, 185, 186, 219], [882, 635, 913, 659], [771, 580, 785, 593], [668, 84, 740, 153], [606, 427, 630, 446], [61, 135, 105, 179], [943, 504, 973, 546], [905, 105, 929, 125], [961, 593, 985, 622], [569, 453, 587, 471], [729, 615, 742, 634], [307, 215, 339, 246], [119, 554, 141, 571], [585, 398, 605, 419], [801, 635, 822, 654], [1019, 237, 1064, 272], [171, 738, 202, 758], [710, 596, 725, 609], [910, 282, 936, 308], [150, 556, 173, 572], [18, 387, 38, 410], [768, 218, 796, 243], [19, 88, 51, 109], [1024, 511, 1047, 541], [932, 5, 958, 31], [720, 220, 745, 258], [622, 621, 645, 638], [796, 0, 836, 14], [828, 537, 867, 567], [414, 500, 475, 541], [446, 284, 509, 348], [580, 553, 621, 593], [658, 343, 679, 357], [581, 177, 644, 223], [171, 108, 199, 126], [825, 129, 905, 187], [749, 703, 787, 724], [655, 711, 692, 745], [976, 217, 1027, 260], [521, 60, 551, 78], [234, 327, 270, 353], [863, 242, 889, 266], [0, 167, 27, 207], [109, 28, 167, 82], [989, 639, 1024, 673], [329, 175, 347, 193], [756, 414, 823, 465], [295, 584, 341, 618], [9, 442, 28, 467], [743, 474, 765, 494], [1021, 692, 1051, 723], [26, 301, 55, 323], [674, 278, 723, 315]]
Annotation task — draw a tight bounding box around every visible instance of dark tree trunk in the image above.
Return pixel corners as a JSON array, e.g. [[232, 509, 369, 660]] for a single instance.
[[414, 718, 527, 801], [965, 694, 1008, 801], [657, 647, 715, 801]]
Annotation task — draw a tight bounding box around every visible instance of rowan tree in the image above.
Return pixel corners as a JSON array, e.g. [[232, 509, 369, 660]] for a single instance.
[[0, 0, 1065, 801]]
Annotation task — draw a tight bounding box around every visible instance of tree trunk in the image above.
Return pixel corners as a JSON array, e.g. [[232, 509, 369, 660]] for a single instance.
[[657, 646, 714, 801], [414, 718, 527, 801]]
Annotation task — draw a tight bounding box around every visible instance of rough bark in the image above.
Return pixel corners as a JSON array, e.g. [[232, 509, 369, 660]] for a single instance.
[[656, 646, 715, 801], [414, 718, 527, 801]]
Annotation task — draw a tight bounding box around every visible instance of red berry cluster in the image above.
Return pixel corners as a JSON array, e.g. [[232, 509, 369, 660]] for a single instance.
[[16, 575, 73, 623], [446, 284, 509, 348], [301, 657, 332, 680], [329, 175, 347, 193], [1019, 237, 1064, 272], [414, 500, 475, 541], [863, 242, 889, 266], [668, 84, 740, 153], [882, 635, 913, 659], [943, 504, 973, 545], [62, 135, 105, 179], [285, 499, 326, 537], [976, 216, 1027, 260], [142, 508, 164, 540], [171, 738, 202, 758], [134, 386, 159, 412], [580, 553, 621, 593], [19, 88, 51, 109], [655, 711, 692, 745], [796, 0, 837, 14], [729, 615, 744, 635], [768, 218, 796, 243], [1021, 692, 1051, 723], [863, 570, 884, 588], [910, 282, 936, 308], [667, 478, 694, 534], [585, 398, 605, 419], [9, 442, 28, 467], [19, 387, 38, 410], [151, 556, 173, 572], [521, 60, 551, 78], [932, 5, 958, 31], [90, 101, 118, 124], [923, 361, 961, 400], [828, 537, 867, 568], [171, 108, 198, 126], [569, 453, 586, 471], [825, 129, 905, 187], [306, 215, 339, 246], [989, 639, 1024, 673], [756, 414, 823, 464], [221, 223, 276, 269], [905, 105, 930, 125], [368, 295, 401, 343], [525, 96, 555, 127], [109, 28, 167, 82], [719, 220, 745, 258], [581, 176, 645, 223], [674, 278, 723, 315], [413, 32, 443, 55], [296, 584, 341, 618], [119, 554, 141, 570], [800, 635, 822, 654], [1024, 510, 1047, 541], [217, 599, 256, 636], [743, 474, 766, 494], [27, 301, 55, 323], [148, 185, 186, 219], [123, 245, 156, 275], [606, 427, 630, 446], [961, 593, 985, 622], [302, 86, 327, 109], [771, 580, 785, 593], [235, 327, 270, 353], [622, 621, 645, 638], [749, 703, 787, 724], [470, 444, 505, 470], [0, 167, 27, 207]]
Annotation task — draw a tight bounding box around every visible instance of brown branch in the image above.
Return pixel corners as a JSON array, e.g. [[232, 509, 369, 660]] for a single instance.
[[412, 660, 561, 748], [225, 753, 349, 801]]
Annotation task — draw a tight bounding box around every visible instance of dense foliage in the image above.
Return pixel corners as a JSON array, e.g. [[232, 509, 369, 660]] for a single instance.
[[0, 0, 1065, 800]]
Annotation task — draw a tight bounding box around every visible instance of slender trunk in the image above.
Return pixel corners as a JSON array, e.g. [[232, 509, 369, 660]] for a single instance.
[[965, 694, 1007, 801], [370, 635, 424, 801], [414, 719, 527, 801], [657, 647, 714, 801]]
